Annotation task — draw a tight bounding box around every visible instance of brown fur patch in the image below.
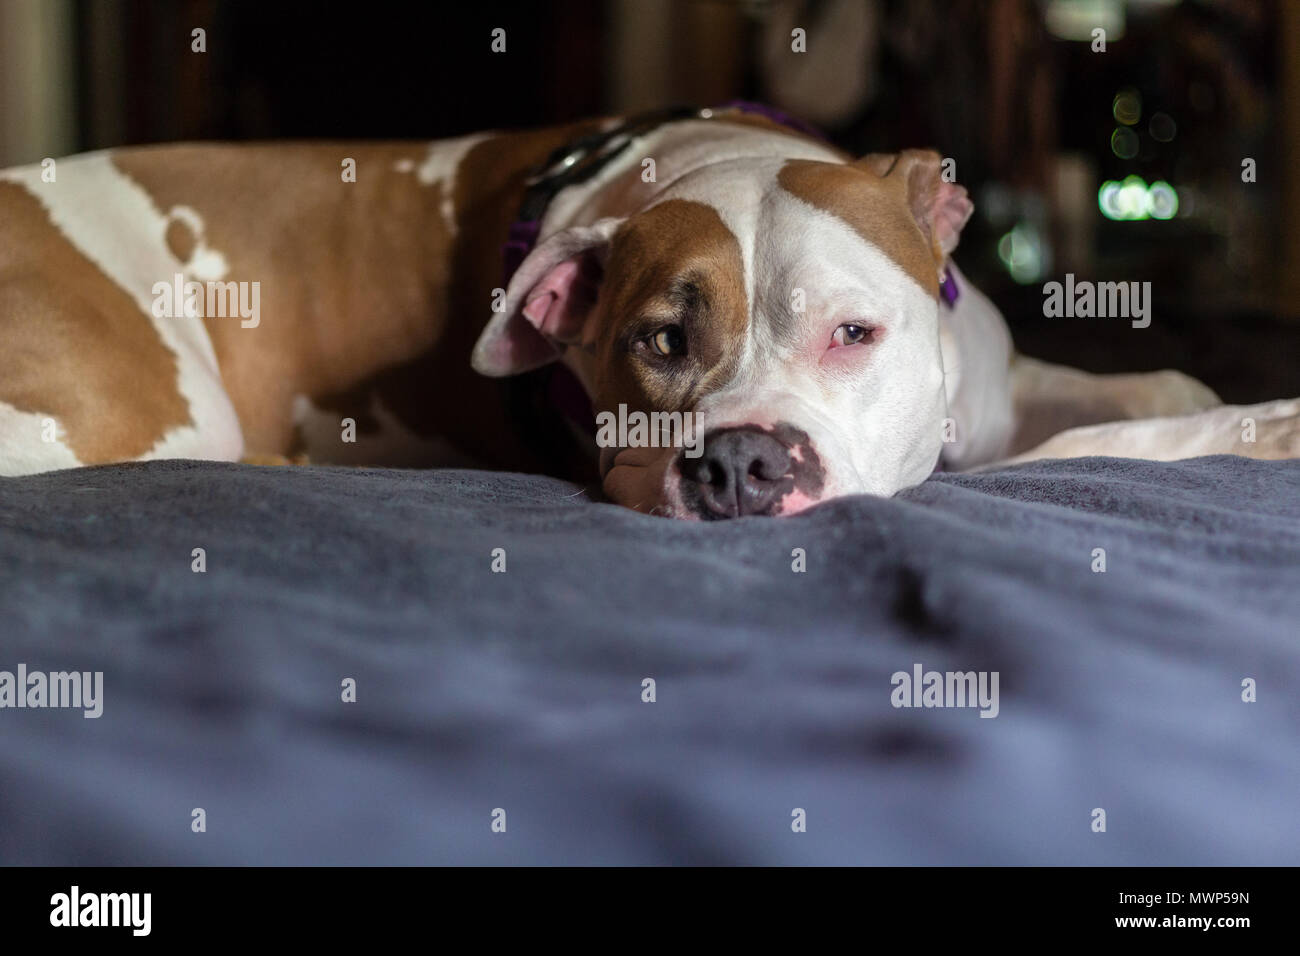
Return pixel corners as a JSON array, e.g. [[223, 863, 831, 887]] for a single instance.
[[777, 159, 940, 296], [0, 182, 192, 462], [590, 199, 748, 413], [112, 143, 462, 457], [164, 215, 198, 263]]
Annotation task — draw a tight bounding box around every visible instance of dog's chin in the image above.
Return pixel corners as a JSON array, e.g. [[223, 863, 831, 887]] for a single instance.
[[604, 467, 828, 520], [657, 486, 826, 520]]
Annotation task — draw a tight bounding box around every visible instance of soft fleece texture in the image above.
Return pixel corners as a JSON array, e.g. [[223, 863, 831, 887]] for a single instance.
[[0, 455, 1297, 865]]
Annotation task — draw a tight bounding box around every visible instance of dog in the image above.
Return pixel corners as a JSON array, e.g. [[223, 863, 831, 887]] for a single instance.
[[2, 104, 1296, 518]]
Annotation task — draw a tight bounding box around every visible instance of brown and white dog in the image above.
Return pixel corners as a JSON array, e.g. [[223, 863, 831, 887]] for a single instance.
[[1, 108, 1296, 518]]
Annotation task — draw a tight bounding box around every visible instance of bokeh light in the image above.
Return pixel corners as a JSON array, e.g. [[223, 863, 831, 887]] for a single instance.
[[1110, 126, 1139, 158], [996, 222, 1045, 284], [1147, 180, 1179, 219], [1148, 111, 1177, 142], [1112, 88, 1142, 125], [1097, 175, 1180, 221]]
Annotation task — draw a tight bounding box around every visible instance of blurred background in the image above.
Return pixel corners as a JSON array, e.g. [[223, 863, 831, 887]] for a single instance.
[[1, 0, 1295, 400]]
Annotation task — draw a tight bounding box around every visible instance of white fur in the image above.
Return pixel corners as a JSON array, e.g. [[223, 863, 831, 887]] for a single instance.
[[934, 261, 1016, 468], [1003, 399, 1300, 464], [0, 406, 81, 475]]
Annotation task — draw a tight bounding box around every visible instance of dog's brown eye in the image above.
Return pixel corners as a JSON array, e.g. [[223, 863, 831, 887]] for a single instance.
[[832, 324, 871, 347], [651, 325, 686, 356]]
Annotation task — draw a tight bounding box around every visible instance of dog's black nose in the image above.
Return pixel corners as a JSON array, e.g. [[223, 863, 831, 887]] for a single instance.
[[681, 427, 791, 518]]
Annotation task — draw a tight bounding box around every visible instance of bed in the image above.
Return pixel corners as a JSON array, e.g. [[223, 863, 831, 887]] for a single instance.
[[1, 455, 1297, 864]]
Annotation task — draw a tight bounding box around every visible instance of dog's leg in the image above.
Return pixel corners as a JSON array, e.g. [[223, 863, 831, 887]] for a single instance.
[[1007, 355, 1222, 455], [993, 398, 1300, 465]]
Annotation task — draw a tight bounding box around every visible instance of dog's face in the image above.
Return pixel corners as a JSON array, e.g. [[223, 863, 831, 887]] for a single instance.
[[473, 150, 973, 518]]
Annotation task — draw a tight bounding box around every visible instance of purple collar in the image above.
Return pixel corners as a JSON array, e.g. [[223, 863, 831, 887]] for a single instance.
[[939, 265, 960, 307], [714, 99, 831, 142]]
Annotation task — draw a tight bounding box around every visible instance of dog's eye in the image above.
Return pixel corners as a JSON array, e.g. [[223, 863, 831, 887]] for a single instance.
[[831, 324, 872, 347], [650, 325, 686, 356]]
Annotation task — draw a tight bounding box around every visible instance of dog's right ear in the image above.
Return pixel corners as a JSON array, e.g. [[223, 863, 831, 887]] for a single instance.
[[472, 218, 622, 378]]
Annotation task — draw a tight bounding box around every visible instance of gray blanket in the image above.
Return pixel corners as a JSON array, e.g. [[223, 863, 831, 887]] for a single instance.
[[1, 455, 1297, 865]]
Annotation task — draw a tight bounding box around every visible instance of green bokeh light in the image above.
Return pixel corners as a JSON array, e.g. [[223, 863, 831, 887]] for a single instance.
[[1097, 176, 1179, 221]]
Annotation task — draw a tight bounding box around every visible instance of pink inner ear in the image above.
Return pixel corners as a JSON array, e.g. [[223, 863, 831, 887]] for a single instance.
[[521, 256, 599, 342], [933, 181, 974, 255]]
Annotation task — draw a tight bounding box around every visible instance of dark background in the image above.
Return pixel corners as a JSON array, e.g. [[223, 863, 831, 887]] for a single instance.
[[2, 0, 1295, 401]]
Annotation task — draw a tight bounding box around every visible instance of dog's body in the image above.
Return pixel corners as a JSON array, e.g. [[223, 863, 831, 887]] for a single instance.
[[2, 110, 1296, 516]]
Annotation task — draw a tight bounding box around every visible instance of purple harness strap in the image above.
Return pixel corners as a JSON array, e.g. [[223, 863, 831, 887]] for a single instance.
[[715, 99, 831, 142], [502, 219, 544, 289]]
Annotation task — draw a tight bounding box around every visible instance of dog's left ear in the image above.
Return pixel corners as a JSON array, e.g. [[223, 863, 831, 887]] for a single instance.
[[472, 218, 622, 378], [856, 149, 974, 262]]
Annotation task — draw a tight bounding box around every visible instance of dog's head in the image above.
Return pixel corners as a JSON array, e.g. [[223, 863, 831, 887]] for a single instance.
[[472, 150, 973, 518]]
